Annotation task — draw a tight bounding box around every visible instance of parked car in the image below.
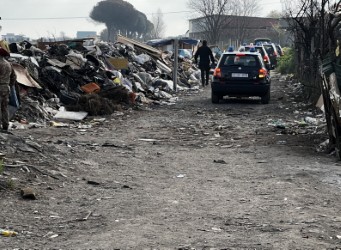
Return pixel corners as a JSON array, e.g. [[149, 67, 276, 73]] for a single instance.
[[275, 44, 284, 56], [254, 38, 271, 44], [262, 43, 280, 69], [211, 51, 271, 104], [177, 49, 193, 59], [209, 45, 223, 60], [238, 44, 272, 70]]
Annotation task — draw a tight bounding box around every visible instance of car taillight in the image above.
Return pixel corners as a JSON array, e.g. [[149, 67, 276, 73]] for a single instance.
[[263, 55, 269, 62], [274, 51, 278, 56], [259, 68, 267, 78], [214, 68, 222, 78]]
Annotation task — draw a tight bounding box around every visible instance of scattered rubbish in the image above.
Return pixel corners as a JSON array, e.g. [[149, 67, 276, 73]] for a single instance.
[[43, 231, 59, 239], [87, 180, 101, 186], [317, 139, 330, 152], [49, 121, 69, 127], [211, 227, 222, 232], [276, 141, 287, 145], [53, 108, 88, 121], [78, 211, 92, 221], [0, 229, 17, 237], [268, 119, 286, 129], [21, 187, 37, 200], [304, 116, 318, 125], [138, 138, 161, 142], [92, 118, 106, 123], [297, 120, 308, 127], [0, 153, 6, 159], [213, 159, 227, 164], [177, 174, 186, 178]]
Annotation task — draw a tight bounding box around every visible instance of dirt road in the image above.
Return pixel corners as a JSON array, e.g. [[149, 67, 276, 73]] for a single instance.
[[1, 73, 341, 249]]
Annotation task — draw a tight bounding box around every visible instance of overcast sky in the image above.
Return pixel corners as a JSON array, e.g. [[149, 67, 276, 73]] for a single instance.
[[0, 0, 282, 39]]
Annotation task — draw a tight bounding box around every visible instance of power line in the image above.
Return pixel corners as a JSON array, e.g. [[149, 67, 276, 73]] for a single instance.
[[1, 10, 193, 21], [1, 4, 284, 21], [3, 17, 88, 21], [146, 10, 192, 15]]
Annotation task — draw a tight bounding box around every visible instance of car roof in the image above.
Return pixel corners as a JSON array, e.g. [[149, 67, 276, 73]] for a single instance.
[[262, 43, 276, 47], [243, 45, 265, 49], [222, 51, 260, 55]]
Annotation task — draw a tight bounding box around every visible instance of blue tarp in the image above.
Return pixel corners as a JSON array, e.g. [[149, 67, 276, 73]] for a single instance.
[[146, 37, 199, 47]]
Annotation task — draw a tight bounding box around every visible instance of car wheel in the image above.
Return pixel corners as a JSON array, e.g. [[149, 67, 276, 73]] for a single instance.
[[212, 92, 220, 104], [261, 90, 270, 104]]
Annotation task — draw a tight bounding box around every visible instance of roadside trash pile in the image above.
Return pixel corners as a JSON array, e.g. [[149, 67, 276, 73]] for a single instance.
[[267, 114, 325, 136], [266, 74, 328, 150], [1, 36, 201, 128]]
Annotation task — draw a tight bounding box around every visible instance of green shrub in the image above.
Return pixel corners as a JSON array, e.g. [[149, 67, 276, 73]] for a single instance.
[[277, 47, 296, 74]]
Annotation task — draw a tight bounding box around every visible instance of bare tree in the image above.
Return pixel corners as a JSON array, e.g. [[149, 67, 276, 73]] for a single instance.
[[230, 0, 260, 44], [187, 0, 232, 44], [283, 0, 341, 101], [151, 8, 166, 39], [266, 10, 283, 18]]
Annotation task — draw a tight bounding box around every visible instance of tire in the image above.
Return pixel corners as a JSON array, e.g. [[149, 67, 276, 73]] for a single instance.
[[261, 90, 270, 104], [212, 92, 219, 104]]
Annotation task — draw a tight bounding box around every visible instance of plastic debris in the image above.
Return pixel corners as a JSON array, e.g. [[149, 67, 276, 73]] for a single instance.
[[268, 119, 286, 129], [304, 116, 318, 125], [0, 229, 17, 237]]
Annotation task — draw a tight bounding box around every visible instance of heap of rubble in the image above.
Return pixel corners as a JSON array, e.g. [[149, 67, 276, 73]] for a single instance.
[[3, 36, 201, 127]]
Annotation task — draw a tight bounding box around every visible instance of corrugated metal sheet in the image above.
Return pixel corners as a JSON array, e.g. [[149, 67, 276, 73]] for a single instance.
[[117, 35, 161, 58], [12, 63, 42, 89]]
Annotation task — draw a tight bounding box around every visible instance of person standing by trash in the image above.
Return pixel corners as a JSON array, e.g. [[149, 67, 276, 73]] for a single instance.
[[194, 40, 215, 87], [0, 48, 16, 131]]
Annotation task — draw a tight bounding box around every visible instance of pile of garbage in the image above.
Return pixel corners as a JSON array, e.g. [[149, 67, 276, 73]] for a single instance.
[[2, 36, 202, 127]]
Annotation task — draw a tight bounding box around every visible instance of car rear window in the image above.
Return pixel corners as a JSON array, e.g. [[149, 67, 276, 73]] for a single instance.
[[254, 47, 265, 56], [242, 47, 265, 56], [263, 44, 276, 53], [221, 55, 259, 67]]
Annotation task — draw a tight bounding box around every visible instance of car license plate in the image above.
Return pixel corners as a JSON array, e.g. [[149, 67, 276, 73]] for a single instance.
[[232, 73, 248, 77]]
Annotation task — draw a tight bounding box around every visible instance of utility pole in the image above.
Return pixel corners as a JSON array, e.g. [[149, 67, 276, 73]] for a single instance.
[[173, 38, 178, 92]]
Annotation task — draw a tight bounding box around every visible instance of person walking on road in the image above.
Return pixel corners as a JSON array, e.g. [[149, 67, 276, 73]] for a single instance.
[[194, 40, 215, 87], [0, 48, 16, 131]]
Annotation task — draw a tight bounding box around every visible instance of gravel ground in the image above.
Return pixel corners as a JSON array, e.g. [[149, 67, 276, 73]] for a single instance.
[[0, 72, 341, 249]]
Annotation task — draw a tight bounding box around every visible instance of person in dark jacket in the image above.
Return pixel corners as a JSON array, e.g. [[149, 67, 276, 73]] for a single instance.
[[194, 40, 215, 87], [0, 47, 16, 131]]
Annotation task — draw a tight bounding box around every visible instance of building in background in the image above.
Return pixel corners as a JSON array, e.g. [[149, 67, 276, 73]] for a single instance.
[[76, 31, 97, 39], [1, 33, 29, 43], [189, 16, 290, 49]]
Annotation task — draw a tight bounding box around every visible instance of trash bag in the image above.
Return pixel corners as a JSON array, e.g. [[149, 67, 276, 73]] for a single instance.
[[59, 90, 80, 105]]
